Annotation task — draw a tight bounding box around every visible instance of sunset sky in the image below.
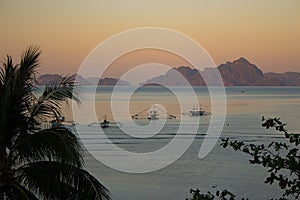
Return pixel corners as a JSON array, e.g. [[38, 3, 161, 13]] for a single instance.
[[0, 0, 299, 76]]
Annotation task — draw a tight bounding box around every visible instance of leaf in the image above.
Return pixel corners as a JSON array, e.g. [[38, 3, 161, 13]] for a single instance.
[[16, 161, 110, 200], [13, 127, 83, 167]]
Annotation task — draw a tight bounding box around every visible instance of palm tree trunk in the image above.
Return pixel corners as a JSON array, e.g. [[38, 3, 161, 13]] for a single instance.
[[0, 150, 5, 200]]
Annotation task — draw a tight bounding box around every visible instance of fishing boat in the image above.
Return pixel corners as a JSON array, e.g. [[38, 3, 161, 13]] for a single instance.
[[132, 104, 176, 120], [88, 114, 122, 128], [50, 116, 78, 127], [188, 109, 206, 116], [184, 104, 211, 116], [100, 118, 109, 128], [148, 109, 159, 120]]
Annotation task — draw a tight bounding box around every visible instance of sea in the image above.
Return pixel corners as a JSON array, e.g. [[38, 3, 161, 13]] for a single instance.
[[64, 86, 300, 200]]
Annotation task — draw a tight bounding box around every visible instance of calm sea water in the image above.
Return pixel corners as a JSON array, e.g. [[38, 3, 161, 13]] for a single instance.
[[66, 86, 300, 200]]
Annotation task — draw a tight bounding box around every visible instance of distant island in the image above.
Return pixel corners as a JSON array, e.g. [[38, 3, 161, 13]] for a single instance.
[[38, 58, 300, 86], [143, 57, 300, 86], [38, 75, 130, 86]]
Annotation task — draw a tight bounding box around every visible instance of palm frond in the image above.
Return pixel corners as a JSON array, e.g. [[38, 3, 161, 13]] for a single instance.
[[16, 46, 41, 119], [75, 169, 111, 200], [0, 55, 15, 86], [1, 47, 110, 200], [0, 47, 41, 151], [19, 45, 40, 76], [0, 55, 27, 149], [12, 127, 83, 168], [14, 184, 40, 200], [17, 46, 40, 90], [31, 74, 81, 122], [16, 161, 111, 200], [0, 183, 39, 200]]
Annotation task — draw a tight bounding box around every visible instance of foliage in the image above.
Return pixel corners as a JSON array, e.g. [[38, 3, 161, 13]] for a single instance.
[[0, 46, 110, 199], [221, 117, 300, 199], [188, 117, 299, 200], [186, 187, 239, 200]]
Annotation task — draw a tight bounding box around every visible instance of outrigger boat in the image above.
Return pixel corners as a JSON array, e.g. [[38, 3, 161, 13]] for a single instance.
[[100, 115, 109, 128], [183, 104, 211, 117], [148, 109, 159, 120], [132, 104, 176, 120], [50, 116, 78, 127], [88, 114, 122, 128]]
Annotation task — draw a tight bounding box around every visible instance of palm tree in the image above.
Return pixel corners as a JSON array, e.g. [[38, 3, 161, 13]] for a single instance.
[[0, 46, 110, 200]]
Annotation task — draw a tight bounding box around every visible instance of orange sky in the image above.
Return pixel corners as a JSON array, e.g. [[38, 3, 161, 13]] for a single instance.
[[0, 0, 299, 76]]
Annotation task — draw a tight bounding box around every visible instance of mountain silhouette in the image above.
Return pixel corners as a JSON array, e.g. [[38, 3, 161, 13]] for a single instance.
[[38, 58, 300, 86], [142, 57, 300, 86]]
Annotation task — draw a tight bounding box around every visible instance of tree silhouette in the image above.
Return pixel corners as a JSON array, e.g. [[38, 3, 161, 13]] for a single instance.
[[0, 47, 110, 199]]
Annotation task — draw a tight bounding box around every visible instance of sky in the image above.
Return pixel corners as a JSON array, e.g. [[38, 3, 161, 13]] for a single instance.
[[0, 0, 299, 76]]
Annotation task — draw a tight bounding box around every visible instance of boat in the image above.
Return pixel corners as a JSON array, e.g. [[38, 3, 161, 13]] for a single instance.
[[132, 104, 176, 120], [89, 114, 110, 128], [100, 118, 109, 128], [188, 110, 206, 116], [148, 109, 159, 120], [184, 104, 211, 116], [50, 116, 78, 127], [88, 114, 122, 128]]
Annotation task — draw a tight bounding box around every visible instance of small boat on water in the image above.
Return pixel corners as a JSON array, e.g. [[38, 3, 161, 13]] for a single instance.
[[88, 114, 122, 128], [100, 115, 109, 128], [184, 104, 211, 117], [132, 104, 176, 120], [188, 110, 206, 116], [148, 109, 159, 120], [50, 116, 78, 127]]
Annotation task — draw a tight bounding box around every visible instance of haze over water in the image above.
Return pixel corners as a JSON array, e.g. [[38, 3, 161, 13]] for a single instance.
[[65, 86, 300, 199]]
